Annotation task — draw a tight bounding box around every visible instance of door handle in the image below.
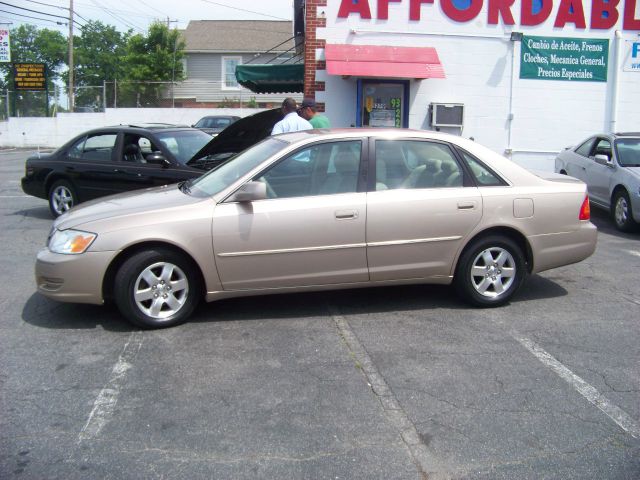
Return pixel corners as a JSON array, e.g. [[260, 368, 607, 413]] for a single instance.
[[457, 202, 476, 210], [335, 209, 358, 220]]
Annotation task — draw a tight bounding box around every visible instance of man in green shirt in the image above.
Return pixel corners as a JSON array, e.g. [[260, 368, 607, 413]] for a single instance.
[[298, 98, 331, 129]]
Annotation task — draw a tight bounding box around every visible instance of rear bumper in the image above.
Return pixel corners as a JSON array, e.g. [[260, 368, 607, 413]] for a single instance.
[[528, 222, 598, 274], [21, 176, 47, 199], [35, 248, 116, 304]]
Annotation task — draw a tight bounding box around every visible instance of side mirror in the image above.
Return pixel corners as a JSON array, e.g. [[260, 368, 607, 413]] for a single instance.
[[146, 152, 170, 167], [228, 181, 267, 203], [594, 154, 613, 167]]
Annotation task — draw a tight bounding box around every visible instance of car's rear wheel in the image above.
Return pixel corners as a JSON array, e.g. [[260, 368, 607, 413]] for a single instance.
[[114, 248, 201, 328], [455, 236, 526, 307], [48, 180, 77, 217], [612, 189, 637, 232]]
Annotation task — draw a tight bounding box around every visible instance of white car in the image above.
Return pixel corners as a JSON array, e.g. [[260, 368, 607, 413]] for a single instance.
[[555, 132, 640, 232]]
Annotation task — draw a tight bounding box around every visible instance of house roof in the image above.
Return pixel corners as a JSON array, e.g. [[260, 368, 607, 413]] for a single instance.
[[181, 20, 297, 53]]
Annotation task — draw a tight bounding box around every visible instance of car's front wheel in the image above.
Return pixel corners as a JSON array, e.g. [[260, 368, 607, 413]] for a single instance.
[[612, 189, 637, 232], [48, 180, 77, 217], [455, 236, 526, 307], [114, 248, 202, 328]]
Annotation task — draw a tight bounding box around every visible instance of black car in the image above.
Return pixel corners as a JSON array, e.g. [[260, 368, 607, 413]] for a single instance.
[[21, 110, 282, 217], [193, 115, 240, 136]]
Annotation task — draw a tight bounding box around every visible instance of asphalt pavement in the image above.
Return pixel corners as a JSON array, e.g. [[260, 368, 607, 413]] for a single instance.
[[1, 149, 638, 479]]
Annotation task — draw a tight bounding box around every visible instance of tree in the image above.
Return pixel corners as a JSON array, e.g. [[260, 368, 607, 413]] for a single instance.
[[70, 21, 130, 109], [0, 25, 67, 116], [119, 22, 185, 107]]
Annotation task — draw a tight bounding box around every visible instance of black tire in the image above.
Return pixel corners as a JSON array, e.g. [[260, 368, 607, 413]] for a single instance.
[[455, 235, 526, 307], [48, 179, 77, 217], [612, 190, 637, 232], [114, 248, 201, 329]]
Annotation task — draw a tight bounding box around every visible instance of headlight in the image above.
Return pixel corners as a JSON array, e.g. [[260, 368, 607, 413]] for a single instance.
[[49, 229, 97, 254]]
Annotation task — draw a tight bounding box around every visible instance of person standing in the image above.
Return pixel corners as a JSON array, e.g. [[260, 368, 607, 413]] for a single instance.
[[298, 97, 331, 128], [271, 97, 312, 135]]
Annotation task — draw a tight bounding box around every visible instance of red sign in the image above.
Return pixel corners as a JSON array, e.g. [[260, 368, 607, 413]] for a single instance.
[[336, 0, 640, 31]]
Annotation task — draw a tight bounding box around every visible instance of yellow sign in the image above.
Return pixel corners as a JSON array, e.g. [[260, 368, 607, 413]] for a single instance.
[[14, 63, 47, 90]]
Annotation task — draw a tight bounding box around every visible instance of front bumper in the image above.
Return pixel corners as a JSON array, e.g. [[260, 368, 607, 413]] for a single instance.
[[528, 221, 598, 274], [35, 248, 116, 304]]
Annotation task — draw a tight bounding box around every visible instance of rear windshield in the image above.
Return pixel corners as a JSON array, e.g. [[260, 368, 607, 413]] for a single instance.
[[614, 138, 640, 167]]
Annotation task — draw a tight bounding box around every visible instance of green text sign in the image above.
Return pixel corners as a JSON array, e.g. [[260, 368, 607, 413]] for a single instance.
[[520, 36, 609, 82]]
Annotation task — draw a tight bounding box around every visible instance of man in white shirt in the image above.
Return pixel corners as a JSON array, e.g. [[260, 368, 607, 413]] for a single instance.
[[271, 97, 312, 135]]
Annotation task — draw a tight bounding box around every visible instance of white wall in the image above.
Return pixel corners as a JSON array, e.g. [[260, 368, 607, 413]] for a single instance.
[[0, 108, 266, 149], [317, 0, 640, 171]]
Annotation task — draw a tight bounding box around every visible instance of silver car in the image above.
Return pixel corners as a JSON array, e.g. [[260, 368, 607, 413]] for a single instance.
[[36, 129, 597, 328], [555, 132, 640, 232]]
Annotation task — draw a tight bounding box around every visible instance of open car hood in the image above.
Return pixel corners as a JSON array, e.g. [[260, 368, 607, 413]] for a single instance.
[[188, 109, 282, 167]]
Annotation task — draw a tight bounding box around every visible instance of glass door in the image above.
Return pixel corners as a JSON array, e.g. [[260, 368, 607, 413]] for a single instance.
[[357, 80, 409, 128]]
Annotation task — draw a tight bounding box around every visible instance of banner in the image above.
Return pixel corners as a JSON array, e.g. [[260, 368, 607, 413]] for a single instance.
[[623, 41, 640, 72], [520, 36, 609, 82], [0, 29, 10, 63]]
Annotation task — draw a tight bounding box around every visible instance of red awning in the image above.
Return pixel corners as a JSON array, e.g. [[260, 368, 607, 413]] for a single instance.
[[325, 44, 445, 79]]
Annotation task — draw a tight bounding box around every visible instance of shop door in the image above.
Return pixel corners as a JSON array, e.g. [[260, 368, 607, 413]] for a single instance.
[[357, 80, 408, 128]]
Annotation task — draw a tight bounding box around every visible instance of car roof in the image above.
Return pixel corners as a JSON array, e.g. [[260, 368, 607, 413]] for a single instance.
[[86, 124, 198, 134]]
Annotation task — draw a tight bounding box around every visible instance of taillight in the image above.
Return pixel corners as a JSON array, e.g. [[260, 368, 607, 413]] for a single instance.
[[579, 195, 590, 220]]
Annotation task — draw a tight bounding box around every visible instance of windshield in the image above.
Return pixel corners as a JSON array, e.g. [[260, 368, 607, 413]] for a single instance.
[[189, 137, 289, 197], [615, 138, 640, 167], [155, 130, 212, 164]]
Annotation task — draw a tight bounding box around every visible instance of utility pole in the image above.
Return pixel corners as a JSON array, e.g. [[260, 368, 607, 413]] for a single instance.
[[68, 0, 74, 112]]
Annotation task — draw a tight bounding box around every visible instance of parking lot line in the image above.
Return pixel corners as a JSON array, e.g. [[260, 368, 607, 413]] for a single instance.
[[78, 331, 144, 443], [625, 250, 640, 258], [329, 305, 449, 479], [513, 333, 640, 439]]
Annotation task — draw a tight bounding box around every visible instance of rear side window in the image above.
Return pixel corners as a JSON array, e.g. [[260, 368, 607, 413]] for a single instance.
[[68, 134, 116, 162], [575, 138, 595, 157], [459, 150, 506, 187]]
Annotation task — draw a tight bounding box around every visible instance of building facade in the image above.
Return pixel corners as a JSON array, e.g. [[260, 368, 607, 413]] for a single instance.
[[303, 0, 640, 170]]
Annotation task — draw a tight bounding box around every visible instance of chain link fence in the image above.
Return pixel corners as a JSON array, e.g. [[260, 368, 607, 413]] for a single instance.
[[1, 81, 301, 117]]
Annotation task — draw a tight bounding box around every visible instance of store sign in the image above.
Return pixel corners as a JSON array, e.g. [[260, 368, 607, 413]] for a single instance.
[[0, 29, 10, 63], [14, 63, 47, 90], [336, 0, 640, 31], [623, 41, 640, 72], [520, 36, 609, 82]]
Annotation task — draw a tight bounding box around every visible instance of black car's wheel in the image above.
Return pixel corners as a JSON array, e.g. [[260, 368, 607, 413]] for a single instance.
[[48, 180, 77, 217], [455, 236, 526, 307], [612, 189, 637, 232], [114, 248, 201, 329]]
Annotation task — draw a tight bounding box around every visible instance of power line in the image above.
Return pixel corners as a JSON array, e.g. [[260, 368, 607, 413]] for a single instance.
[[0, 1, 70, 21], [87, 0, 144, 32], [199, 0, 289, 21], [22, 0, 67, 10], [134, 0, 170, 18], [0, 10, 67, 26], [74, 1, 158, 21]]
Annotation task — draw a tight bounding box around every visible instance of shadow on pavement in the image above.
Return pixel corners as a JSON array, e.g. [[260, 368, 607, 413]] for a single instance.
[[11, 205, 53, 221], [590, 207, 639, 240]]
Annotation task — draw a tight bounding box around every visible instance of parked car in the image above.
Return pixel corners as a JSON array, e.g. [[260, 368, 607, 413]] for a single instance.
[[555, 132, 640, 232], [21, 110, 282, 217], [193, 115, 240, 136], [35, 129, 597, 329]]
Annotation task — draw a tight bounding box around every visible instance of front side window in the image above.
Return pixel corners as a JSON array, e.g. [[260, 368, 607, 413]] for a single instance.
[[575, 138, 596, 157], [256, 141, 363, 199], [593, 138, 612, 160], [375, 140, 463, 190], [222, 57, 241, 89]]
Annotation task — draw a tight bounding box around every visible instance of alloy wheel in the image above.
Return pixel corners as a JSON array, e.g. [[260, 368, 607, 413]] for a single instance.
[[469, 247, 516, 299], [133, 261, 189, 320]]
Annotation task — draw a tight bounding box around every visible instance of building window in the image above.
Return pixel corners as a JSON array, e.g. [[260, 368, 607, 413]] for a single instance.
[[222, 56, 241, 89]]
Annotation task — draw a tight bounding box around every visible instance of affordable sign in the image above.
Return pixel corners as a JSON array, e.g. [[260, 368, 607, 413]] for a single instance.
[[520, 36, 609, 82]]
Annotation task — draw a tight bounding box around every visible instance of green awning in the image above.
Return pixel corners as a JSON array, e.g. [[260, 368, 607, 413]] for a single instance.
[[235, 64, 304, 94]]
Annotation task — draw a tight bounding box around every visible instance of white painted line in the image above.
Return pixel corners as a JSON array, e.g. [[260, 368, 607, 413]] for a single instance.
[[625, 250, 640, 258], [78, 331, 144, 443], [514, 334, 640, 439], [0, 195, 33, 198]]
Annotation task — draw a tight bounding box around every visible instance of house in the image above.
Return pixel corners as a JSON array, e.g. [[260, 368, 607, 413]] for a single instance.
[[173, 20, 303, 107]]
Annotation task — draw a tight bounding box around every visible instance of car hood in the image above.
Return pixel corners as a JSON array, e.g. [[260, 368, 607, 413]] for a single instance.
[[188, 108, 282, 164], [54, 184, 204, 231]]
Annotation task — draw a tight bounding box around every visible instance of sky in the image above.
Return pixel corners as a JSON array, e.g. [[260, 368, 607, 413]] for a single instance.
[[0, 0, 294, 34]]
